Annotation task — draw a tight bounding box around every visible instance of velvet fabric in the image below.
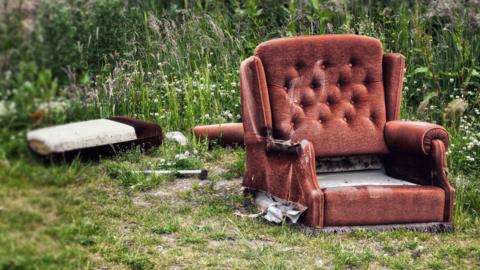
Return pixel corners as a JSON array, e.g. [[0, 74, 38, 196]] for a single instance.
[[255, 35, 388, 157], [324, 185, 445, 226], [243, 139, 324, 227], [240, 56, 323, 227], [109, 116, 163, 144], [385, 120, 449, 155], [383, 53, 405, 121], [238, 34, 454, 228]]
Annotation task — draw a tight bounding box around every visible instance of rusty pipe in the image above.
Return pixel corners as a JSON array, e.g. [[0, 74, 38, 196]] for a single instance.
[[193, 123, 244, 146]]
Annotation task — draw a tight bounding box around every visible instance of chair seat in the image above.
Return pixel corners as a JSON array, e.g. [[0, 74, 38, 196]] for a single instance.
[[317, 169, 444, 226], [317, 169, 417, 188]]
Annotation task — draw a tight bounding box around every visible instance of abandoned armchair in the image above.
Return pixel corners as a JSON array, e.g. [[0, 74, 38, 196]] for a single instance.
[[239, 35, 454, 231], [193, 34, 454, 231]]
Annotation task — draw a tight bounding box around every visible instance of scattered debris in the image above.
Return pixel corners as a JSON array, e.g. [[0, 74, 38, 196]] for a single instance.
[[252, 191, 307, 224], [165, 131, 188, 145], [134, 169, 208, 180], [234, 211, 264, 219]]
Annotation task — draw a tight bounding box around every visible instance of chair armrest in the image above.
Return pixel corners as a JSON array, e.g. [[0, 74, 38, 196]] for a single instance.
[[385, 120, 449, 155], [242, 138, 324, 227], [265, 137, 302, 155], [385, 121, 454, 222]]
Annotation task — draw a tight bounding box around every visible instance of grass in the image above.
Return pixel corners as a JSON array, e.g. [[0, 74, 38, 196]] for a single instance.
[[1, 149, 480, 269], [1, 0, 480, 268]]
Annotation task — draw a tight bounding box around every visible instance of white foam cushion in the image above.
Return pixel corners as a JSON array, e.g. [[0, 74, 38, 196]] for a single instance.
[[317, 169, 417, 188], [27, 119, 137, 154]]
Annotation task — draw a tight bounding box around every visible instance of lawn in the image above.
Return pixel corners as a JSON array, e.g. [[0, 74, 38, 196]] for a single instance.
[[1, 0, 480, 269]]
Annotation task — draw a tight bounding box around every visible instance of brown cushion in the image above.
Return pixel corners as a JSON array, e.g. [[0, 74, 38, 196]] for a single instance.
[[255, 34, 388, 157], [323, 185, 445, 226]]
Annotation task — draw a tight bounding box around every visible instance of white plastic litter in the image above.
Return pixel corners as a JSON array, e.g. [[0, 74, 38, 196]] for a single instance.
[[165, 131, 188, 146], [254, 191, 307, 224]]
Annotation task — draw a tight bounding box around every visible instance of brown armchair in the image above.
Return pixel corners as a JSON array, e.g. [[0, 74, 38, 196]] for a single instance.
[[240, 35, 454, 231]]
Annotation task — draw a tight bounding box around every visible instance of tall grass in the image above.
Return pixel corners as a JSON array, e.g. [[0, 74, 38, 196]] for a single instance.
[[0, 0, 479, 217]]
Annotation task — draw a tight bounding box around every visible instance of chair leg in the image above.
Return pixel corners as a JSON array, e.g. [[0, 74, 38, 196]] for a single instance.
[[430, 140, 455, 223]]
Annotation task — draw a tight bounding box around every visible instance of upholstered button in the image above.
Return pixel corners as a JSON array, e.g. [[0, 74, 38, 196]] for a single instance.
[[343, 117, 348, 122], [348, 63, 353, 67], [325, 101, 330, 106], [336, 83, 341, 87], [350, 100, 355, 105], [311, 80, 320, 89], [295, 61, 305, 70], [318, 119, 323, 123], [321, 64, 326, 69]]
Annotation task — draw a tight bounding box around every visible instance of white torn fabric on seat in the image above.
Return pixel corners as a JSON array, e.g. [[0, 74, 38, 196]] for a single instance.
[[317, 169, 417, 188], [254, 191, 307, 224], [27, 119, 137, 154]]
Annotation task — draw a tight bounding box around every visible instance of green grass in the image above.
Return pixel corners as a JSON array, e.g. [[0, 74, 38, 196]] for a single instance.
[[1, 0, 480, 268], [1, 149, 480, 269]]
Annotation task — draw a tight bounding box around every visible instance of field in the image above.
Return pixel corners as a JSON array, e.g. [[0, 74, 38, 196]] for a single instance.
[[1, 0, 479, 269]]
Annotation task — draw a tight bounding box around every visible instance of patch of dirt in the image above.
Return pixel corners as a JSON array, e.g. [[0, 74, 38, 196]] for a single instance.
[[131, 196, 151, 207], [213, 178, 242, 192], [143, 177, 242, 199], [148, 178, 204, 197], [130, 161, 243, 208]]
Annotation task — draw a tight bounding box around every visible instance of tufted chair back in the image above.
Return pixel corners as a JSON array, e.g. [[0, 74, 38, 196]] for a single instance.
[[255, 35, 390, 157]]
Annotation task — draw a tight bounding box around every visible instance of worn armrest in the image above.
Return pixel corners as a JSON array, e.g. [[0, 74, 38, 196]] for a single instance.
[[385, 121, 454, 222], [385, 120, 449, 155], [243, 137, 324, 227], [265, 137, 302, 155], [240, 56, 323, 227]]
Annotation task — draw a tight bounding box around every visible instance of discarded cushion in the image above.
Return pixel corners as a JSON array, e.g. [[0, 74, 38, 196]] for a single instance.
[[27, 116, 162, 159]]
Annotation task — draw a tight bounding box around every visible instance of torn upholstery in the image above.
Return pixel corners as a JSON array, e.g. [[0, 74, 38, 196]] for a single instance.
[[240, 35, 454, 229]]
